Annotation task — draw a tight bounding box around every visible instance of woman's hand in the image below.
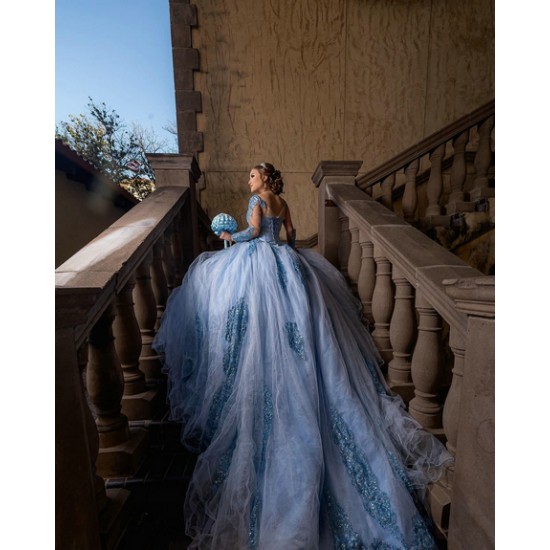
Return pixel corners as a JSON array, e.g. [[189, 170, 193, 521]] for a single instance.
[[219, 231, 233, 242]]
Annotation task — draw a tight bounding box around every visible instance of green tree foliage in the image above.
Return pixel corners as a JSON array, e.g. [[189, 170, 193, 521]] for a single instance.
[[55, 98, 176, 201]]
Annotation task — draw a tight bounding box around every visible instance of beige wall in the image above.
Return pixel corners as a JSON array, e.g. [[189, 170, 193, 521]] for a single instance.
[[55, 170, 129, 268], [192, 0, 494, 237]]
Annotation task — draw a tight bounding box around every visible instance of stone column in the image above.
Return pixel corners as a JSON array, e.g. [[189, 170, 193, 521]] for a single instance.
[[427, 327, 466, 536], [426, 144, 445, 216], [114, 275, 146, 396], [114, 275, 162, 420], [470, 115, 495, 202], [87, 302, 148, 477], [162, 225, 177, 294], [77, 343, 132, 547], [151, 238, 169, 330], [311, 160, 363, 266], [171, 214, 184, 287], [446, 130, 473, 215], [424, 144, 450, 227], [133, 252, 163, 380], [357, 232, 376, 328], [445, 277, 495, 550], [408, 292, 443, 430], [77, 344, 108, 516], [388, 268, 416, 404], [338, 214, 351, 280], [371, 244, 394, 365], [347, 221, 361, 293], [442, 328, 466, 465], [380, 173, 395, 211], [87, 302, 130, 449], [402, 159, 419, 224]]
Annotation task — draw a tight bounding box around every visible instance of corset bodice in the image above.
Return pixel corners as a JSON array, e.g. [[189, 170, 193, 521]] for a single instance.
[[258, 216, 284, 244]]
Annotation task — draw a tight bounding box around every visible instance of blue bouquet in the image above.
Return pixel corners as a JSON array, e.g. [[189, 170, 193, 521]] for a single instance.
[[211, 213, 238, 248]]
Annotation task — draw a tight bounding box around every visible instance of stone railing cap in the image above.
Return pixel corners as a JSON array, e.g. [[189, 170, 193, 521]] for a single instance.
[[311, 161, 363, 187], [443, 276, 495, 317], [146, 153, 201, 181]]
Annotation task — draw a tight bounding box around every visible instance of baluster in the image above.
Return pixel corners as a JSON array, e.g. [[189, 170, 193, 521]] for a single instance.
[[402, 159, 419, 223], [199, 223, 209, 252], [388, 269, 416, 402], [408, 292, 443, 429], [426, 144, 446, 217], [338, 213, 351, 279], [113, 275, 146, 396], [426, 328, 465, 535], [371, 245, 394, 365], [380, 173, 395, 211], [471, 115, 495, 201], [179, 201, 195, 275], [134, 252, 163, 380], [357, 232, 376, 328], [347, 221, 361, 294], [87, 302, 130, 449], [442, 328, 466, 476], [163, 225, 176, 293], [151, 238, 169, 330], [446, 130, 470, 214], [171, 214, 184, 287], [77, 343, 108, 514]]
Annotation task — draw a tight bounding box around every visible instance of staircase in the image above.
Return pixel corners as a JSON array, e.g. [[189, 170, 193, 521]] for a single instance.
[[56, 104, 494, 549], [356, 101, 495, 276]]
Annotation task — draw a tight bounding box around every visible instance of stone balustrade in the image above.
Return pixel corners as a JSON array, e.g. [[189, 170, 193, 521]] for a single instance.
[[55, 155, 208, 549], [355, 101, 495, 227], [313, 160, 494, 546]]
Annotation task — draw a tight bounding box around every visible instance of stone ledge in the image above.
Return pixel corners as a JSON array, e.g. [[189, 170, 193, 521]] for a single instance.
[[122, 388, 164, 421], [97, 427, 149, 478], [443, 276, 495, 317], [311, 160, 363, 187]]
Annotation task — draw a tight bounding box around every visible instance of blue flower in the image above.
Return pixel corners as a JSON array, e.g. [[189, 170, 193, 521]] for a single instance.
[[211, 213, 238, 236]]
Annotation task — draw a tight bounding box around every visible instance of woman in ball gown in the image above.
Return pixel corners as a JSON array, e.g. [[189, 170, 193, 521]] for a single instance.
[[153, 162, 452, 549]]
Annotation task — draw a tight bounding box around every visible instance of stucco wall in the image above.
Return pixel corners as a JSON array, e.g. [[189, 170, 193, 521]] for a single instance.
[[192, 0, 494, 238], [55, 170, 129, 267]]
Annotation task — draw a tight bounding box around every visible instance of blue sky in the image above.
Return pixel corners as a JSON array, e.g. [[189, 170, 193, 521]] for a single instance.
[[55, 0, 177, 146]]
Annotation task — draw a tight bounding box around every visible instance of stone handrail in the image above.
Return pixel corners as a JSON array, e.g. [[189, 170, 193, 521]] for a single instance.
[[313, 161, 494, 546], [55, 155, 208, 548]]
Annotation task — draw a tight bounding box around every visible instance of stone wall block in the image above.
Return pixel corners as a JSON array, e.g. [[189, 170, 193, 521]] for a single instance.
[[176, 90, 202, 113], [173, 48, 200, 71], [170, 2, 197, 27], [171, 24, 192, 48], [177, 110, 198, 131], [178, 130, 204, 154], [175, 69, 195, 91]]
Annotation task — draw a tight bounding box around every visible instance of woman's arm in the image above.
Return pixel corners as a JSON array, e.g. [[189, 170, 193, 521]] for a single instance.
[[221, 203, 262, 243]]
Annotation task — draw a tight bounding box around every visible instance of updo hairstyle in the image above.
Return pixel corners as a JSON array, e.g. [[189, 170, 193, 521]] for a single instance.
[[255, 162, 284, 195]]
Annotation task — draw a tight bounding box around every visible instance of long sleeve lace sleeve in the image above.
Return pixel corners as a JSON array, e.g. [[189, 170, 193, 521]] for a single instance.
[[232, 225, 256, 242], [231, 195, 263, 242]]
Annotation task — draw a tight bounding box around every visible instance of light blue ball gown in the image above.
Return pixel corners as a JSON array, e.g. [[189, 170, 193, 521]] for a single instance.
[[153, 194, 453, 549]]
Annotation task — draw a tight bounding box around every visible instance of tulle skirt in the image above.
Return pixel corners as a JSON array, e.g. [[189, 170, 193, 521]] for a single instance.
[[153, 238, 452, 549]]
